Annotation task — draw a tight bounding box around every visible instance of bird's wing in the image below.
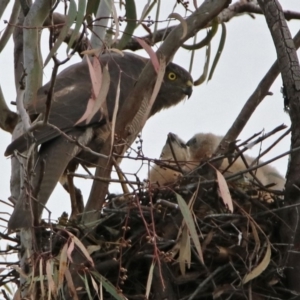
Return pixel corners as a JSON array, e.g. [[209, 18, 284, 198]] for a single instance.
[[7, 129, 93, 231], [5, 52, 148, 156]]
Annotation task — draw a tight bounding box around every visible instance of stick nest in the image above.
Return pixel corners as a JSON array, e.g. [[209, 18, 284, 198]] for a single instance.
[[1, 170, 293, 300]]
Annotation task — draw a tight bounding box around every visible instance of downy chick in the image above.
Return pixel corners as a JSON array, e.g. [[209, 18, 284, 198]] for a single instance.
[[149, 133, 191, 186], [187, 132, 285, 190]]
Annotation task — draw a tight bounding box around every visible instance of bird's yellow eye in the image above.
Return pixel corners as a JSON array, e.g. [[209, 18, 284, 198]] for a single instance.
[[168, 72, 177, 80]]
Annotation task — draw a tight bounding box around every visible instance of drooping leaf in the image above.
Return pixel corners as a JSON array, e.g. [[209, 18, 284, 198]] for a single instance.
[[87, 65, 110, 124], [67, 0, 87, 53], [135, 37, 160, 73], [208, 23, 227, 81], [182, 19, 218, 50], [216, 168, 234, 213], [178, 225, 191, 275], [44, 0, 77, 67], [139, 0, 156, 25], [91, 271, 128, 300], [75, 56, 111, 125], [81, 273, 93, 300], [64, 269, 79, 300], [116, 0, 137, 50], [169, 13, 187, 40], [91, 275, 100, 298], [242, 242, 271, 284], [250, 221, 261, 256], [68, 232, 94, 267], [67, 238, 75, 263], [193, 43, 210, 86], [75, 55, 102, 125], [58, 242, 68, 292], [110, 72, 121, 154], [89, 55, 103, 98], [145, 261, 155, 299], [46, 259, 57, 299], [75, 97, 95, 125], [175, 193, 204, 264]]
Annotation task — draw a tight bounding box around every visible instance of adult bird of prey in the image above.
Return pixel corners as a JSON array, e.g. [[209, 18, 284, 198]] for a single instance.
[[6, 51, 193, 230]]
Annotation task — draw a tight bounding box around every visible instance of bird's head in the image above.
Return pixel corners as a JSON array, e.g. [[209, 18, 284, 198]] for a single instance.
[[187, 133, 222, 161], [151, 62, 193, 116], [160, 132, 190, 162]]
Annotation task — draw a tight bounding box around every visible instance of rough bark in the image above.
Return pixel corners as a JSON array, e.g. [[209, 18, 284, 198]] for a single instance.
[[257, 0, 300, 294]]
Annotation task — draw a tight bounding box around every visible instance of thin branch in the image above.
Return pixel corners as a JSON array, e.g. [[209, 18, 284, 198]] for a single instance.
[[83, 0, 231, 224], [0, 86, 18, 133], [250, 127, 291, 166], [120, 1, 300, 51], [90, 0, 112, 49], [219, 1, 300, 22], [0, 0, 10, 20], [69, 172, 139, 185], [0, 0, 20, 53], [216, 29, 300, 157], [22, 0, 52, 107]]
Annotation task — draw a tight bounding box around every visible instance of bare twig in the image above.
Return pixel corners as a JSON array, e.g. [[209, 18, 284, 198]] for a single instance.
[[216, 30, 300, 157]]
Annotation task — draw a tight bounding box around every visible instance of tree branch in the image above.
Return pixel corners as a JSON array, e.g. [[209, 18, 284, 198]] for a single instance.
[[22, 0, 53, 108], [0, 86, 18, 133], [0, 0, 20, 53], [257, 0, 300, 293], [119, 0, 300, 51], [82, 0, 231, 223], [0, 0, 9, 20], [90, 0, 112, 49], [216, 29, 300, 155]]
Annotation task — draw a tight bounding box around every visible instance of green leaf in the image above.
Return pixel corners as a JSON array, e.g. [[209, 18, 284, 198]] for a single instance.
[[175, 193, 204, 265], [181, 19, 218, 50], [116, 0, 137, 50], [44, 0, 77, 67], [90, 271, 127, 300], [86, 0, 100, 27], [80, 273, 93, 300], [86, 0, 100, 16], [208, 23, 227, 81], [139, 1, 156, 25], [193, 43, 210, 86], [67, 0, 87, 54]]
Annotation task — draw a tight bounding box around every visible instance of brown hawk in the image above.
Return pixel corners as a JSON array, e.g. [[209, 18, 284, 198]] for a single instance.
[[6, 51, 193, 230]]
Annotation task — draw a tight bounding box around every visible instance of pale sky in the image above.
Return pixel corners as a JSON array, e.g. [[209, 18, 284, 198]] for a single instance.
[[0, 1, 299, 226]]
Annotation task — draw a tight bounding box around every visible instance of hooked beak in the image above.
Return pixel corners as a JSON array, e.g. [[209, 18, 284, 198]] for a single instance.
[[168, 132, 176, 142], [182, 80, 193, 98]]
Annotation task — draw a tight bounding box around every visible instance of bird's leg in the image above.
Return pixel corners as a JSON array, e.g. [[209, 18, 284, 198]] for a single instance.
[[59, 170, 84, 222], [112, 157, 130, 195]]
